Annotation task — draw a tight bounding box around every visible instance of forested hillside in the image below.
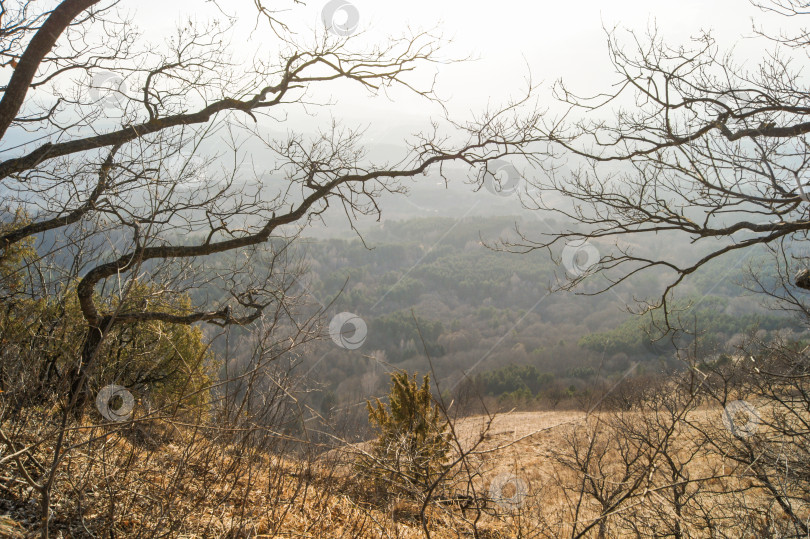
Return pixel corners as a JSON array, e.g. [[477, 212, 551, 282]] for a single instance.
[[263, 216, 809, 415], [6, 1, 810, 536]]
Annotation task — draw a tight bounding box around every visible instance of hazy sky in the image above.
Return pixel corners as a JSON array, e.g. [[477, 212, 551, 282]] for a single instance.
[[1, 1, 792, 159], [129, 0, 792, 133]]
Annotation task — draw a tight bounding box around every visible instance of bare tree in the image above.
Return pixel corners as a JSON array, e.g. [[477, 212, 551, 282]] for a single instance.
[[500, 2, 810, 534], [0, 0, 544, 413], [0, 2, 551, 537], [690, 337, 810, 537], [504, 0, 810, 316]]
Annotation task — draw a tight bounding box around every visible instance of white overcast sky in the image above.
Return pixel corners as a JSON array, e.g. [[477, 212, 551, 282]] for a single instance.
[[1, 1, 795, 154], [125, 0, 794, 136]]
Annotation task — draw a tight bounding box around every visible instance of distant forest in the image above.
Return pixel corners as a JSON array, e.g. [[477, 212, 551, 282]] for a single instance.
[[205, 215, 806, 417]]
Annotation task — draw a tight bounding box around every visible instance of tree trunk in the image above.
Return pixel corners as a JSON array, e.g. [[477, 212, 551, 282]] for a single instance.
[[67, 323, 106, 417]]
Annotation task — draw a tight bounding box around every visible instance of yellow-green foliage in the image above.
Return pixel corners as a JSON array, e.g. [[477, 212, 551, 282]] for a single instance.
[[94, 281, 213, 408], [0, 210, 34, 297], [0, 218, 212, 408], [362, 372, 451, 495]]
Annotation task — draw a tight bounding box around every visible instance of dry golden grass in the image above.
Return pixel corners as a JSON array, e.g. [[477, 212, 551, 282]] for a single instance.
[[1, 410, 514, 537], [444, 405, 808, 537], [2, 404, 804, 537]]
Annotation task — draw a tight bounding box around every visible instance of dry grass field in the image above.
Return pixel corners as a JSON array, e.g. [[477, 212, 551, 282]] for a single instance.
[[1, 403, 806, 538]]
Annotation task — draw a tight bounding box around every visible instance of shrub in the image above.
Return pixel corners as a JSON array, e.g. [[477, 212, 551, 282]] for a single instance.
[[360, 371, 452, 498]]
